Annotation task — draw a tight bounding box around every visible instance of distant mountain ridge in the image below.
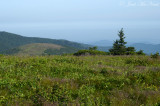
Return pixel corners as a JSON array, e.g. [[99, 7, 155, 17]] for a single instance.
[[130, 43, 160, 54], [84, 40, 113, 46]]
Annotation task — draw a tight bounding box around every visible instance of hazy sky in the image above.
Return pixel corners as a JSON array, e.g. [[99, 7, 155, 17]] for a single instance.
[[0, 0, 160, 43]]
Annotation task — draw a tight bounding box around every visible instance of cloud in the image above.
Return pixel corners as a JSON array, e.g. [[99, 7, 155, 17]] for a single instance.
[[127, 1, 137, 7], [120, 1, 160, 7], [150, 2, 160, 6]]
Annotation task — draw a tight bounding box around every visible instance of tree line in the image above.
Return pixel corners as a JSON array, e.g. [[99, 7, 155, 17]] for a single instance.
[[74, 28, 146, 56]]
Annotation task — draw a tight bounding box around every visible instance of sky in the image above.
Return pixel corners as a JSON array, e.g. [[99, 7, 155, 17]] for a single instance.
[[0, 0, 160, 44]]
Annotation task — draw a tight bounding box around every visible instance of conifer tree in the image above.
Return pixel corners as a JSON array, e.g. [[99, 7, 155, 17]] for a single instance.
[[109, 28, 127, 55]]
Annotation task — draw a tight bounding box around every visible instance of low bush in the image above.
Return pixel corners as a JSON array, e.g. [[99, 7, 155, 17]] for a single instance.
[[136, 50, 146, 55], [73, 50, 110, 56], [151, 52, 159, 59]]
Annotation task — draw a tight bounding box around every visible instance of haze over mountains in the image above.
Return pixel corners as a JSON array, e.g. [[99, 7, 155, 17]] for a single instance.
[[0, 31, 159, 55], [84, 40, 160, 55], [84, 40, 159, 47]]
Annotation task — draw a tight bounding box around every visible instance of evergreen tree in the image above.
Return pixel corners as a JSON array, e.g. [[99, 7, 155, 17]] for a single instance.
[[109, 28, 127, 55], [109, 40, 119, 55]]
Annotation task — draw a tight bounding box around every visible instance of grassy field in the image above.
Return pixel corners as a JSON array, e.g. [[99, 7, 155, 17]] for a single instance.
[[0, 55, 160, 105]]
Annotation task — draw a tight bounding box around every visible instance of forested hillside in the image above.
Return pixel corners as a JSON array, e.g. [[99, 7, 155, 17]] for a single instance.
[[0, 31, 89, 52]]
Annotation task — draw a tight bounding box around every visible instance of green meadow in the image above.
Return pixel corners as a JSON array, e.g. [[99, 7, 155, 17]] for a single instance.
[[0, 55, 160, 105]]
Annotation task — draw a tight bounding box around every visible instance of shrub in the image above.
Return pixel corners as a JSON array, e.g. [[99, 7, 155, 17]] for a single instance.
[[89, 46, 98, 50], [151, 52, 159, 59], [126, 47, 136, 55], [136, 50, 145, 55]]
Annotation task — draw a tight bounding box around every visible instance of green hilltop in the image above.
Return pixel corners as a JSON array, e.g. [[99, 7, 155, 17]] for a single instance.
[[3, 43, 78, 56]]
